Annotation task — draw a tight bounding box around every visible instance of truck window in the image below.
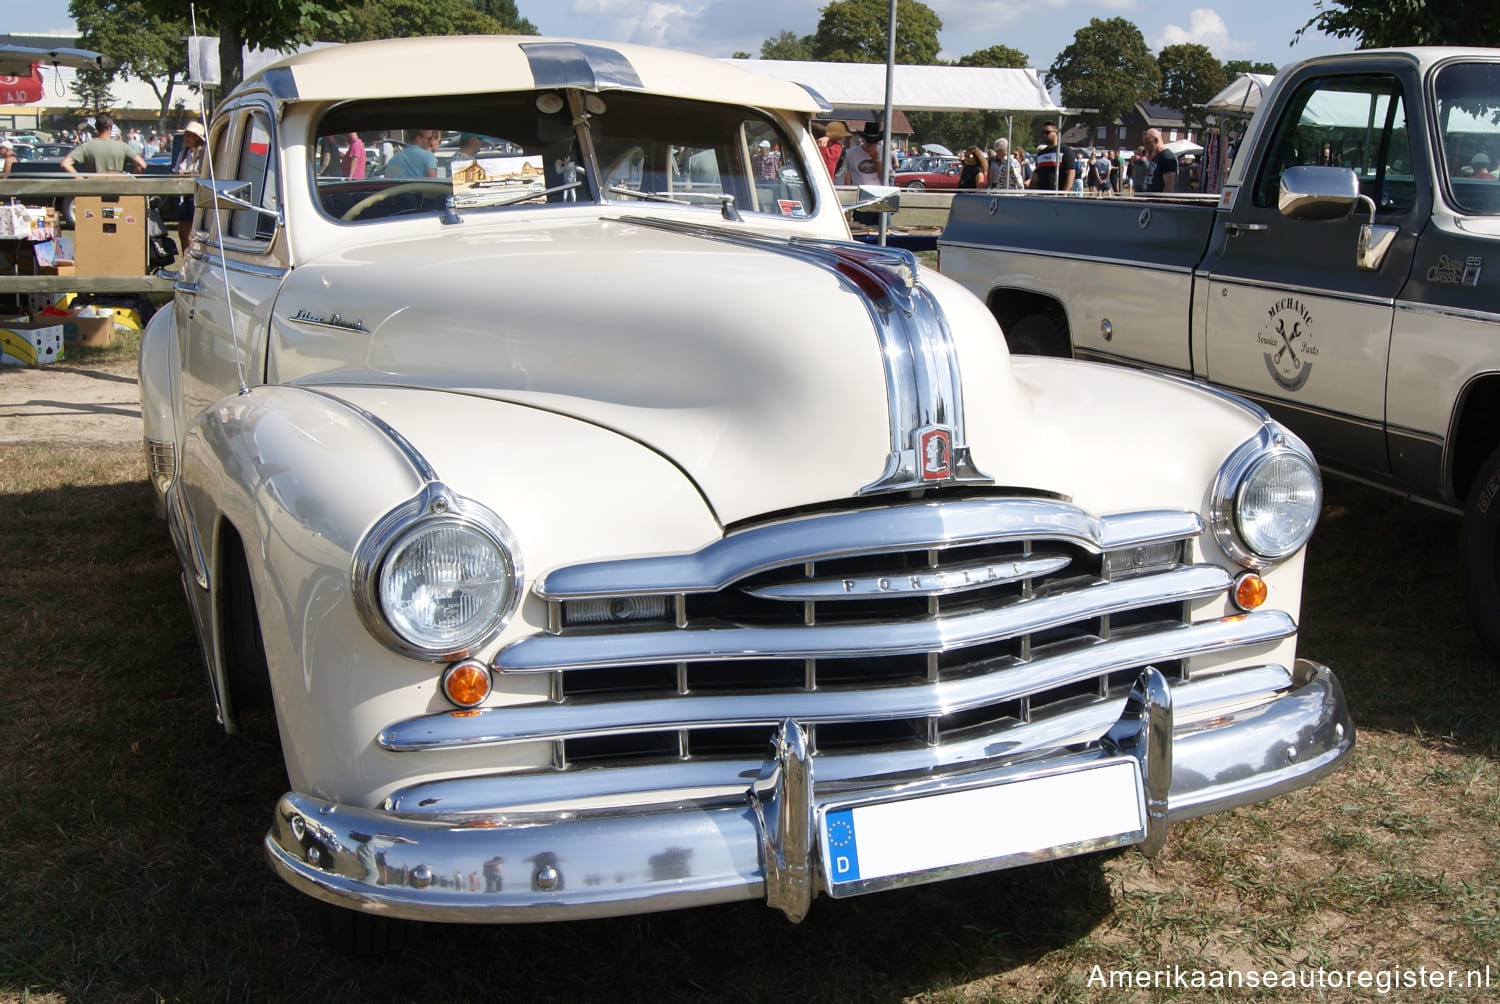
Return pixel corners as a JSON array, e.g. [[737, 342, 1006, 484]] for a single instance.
[[1253, 74, 1415, 217], [1434, 60, 1500, 215]]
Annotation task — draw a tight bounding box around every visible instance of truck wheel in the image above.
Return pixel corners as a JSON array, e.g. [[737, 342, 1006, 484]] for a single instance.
[[1004, 312, 1069, 357], [1462, 443, 1500, 660]]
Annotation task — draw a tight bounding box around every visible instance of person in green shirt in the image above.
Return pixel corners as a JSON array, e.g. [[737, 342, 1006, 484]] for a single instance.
[[62, 113, 147, 175]]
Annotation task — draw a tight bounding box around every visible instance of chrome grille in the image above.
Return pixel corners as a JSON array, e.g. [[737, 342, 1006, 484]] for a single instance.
[[436, 498, 1254, 768]]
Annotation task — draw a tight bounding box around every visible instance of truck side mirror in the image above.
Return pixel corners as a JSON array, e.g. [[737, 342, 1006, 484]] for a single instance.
[[1278, 165, 1395, 271], [1277, 165, 1359, 221]]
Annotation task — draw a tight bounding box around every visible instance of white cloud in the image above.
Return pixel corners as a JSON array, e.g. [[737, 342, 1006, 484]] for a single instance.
[[1156, 8, 1249, 55]]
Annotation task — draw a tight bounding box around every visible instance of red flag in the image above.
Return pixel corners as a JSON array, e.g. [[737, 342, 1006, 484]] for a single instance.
[[0, 63, 46, 105]]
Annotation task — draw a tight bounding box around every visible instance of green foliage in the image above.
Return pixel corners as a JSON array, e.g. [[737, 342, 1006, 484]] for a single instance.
[[327, 0, 507, 41], [69, 0, 193, 127], [469, 0, 536, 33], [760, 29, 814, 61], [957, 44, 1028, 69], [1224, 58, 1278, 76], [1158, 43, 1227, 132], [1047, 18, 1160, 133], [811, 0, 942, 64], [1299, 0, 1500, 47], [141, 0, 352, 91], [68, 65, 118, 114]]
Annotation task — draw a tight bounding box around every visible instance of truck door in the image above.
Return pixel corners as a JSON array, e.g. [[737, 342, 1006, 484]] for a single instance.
[[1200, 70, 1422, 478]]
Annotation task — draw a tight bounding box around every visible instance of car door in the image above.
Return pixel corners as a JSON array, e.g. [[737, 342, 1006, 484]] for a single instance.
[[1199, 68, 1425, 479], [176, 101, 287, 426]]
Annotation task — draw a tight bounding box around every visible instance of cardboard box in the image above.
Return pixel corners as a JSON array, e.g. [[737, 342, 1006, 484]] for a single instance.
[[71, 314, 115, 348], [73, 195, 147, 276], [0, 319, 66, 366], [38, 260, 75, 276]]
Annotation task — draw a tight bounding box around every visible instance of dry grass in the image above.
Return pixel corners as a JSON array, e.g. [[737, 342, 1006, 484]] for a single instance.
[[1, 446, 1497, 1003]]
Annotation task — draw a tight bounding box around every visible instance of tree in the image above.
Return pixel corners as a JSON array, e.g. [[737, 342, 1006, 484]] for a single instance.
[[469, 0, 536, 33], [328, 0, 509, 42], [1299, 0, 1500, 47], [1047, 18, 1159, 134], [957, 44, 1028, 69], [1157, 43, 1226, 133], [70, 0, 194, 130], [760, 29, 814, 61], [69, 65, 118, 115], [141, 0, 352, 93], [811, 0, 942, 65], [1223, 59, 1277, 76]]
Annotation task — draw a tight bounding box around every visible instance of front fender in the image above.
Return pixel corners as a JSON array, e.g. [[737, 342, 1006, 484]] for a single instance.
[[138, 305, 180, 509], [178, 385, 722, 806]]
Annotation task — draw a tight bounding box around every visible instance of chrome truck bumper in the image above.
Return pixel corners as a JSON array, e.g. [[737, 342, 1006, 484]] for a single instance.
[[265, 660, 1351, 924]]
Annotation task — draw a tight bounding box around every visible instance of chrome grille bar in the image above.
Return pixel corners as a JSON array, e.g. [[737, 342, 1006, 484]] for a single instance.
[[537, 500, 1203, 599], [500, 564, 1226, 672], [389, 610, 1292, 752]]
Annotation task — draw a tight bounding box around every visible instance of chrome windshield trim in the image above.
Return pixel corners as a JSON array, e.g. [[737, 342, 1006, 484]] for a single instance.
[[504, 564, 1227, 672], [386, 611, 1293, 753], [616, 217, 991, 493], [537, 499, 1203, 599], [744, 553, 1073, 601]]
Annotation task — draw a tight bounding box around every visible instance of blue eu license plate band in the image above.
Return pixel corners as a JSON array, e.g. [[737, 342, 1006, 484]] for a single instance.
[[819, 758, 1146, 897]]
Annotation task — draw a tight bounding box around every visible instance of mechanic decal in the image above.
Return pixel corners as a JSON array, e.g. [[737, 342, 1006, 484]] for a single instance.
[[1257, 296, 1319, 392], [1427, 254, 1483, 287]]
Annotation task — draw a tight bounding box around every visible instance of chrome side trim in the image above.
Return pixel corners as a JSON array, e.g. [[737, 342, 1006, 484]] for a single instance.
[[537, 499, 1203, 599], [617, 217, 990, 494], [1205, 274, 1396, 310], [502, 563, 1228, 673], [299, 387, 440, 485], [388, 609, 1292, 752], [744, 553, 1073, 601], [1396, 299, 1500, 325], [941, 241, 1197, 277]]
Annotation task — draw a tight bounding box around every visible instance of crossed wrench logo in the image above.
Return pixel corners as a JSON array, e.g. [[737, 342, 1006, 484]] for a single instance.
[[1273, 318, 1302, 369]]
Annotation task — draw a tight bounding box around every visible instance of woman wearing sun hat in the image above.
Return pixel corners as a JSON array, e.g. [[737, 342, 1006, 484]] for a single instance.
[[173, 121, 206, 247], [818, 120, 849, 177]]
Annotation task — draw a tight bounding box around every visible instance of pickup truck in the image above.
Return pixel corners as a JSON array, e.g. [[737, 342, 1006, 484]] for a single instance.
[[939, 47, 1500, 658]]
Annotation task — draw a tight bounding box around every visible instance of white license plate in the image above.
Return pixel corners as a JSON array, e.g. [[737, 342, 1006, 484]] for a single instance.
[[821, 759, 1146, 895]]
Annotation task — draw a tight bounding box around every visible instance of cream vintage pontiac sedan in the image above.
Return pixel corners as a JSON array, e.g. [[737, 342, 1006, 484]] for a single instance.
[[139, 36, 1352, 948]]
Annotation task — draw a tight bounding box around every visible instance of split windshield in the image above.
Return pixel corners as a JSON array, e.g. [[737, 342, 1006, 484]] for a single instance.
[[311, 90, 815, 223]]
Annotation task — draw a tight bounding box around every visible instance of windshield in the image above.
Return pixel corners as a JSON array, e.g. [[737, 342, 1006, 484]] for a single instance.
[[1434, 61, 1500, 215], [311, 90, 816, 223]]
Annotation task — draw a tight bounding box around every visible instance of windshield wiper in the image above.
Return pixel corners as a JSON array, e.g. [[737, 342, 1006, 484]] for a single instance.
[[607, 186, 691, 206]]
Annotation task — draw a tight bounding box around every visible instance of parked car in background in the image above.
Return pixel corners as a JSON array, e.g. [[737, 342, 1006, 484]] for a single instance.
[[894, 156, 962, 190], [139, 34, 1352, 951]]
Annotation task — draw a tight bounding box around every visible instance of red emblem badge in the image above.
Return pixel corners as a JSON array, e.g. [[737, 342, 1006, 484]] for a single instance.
[[917, 426, 952, 481]]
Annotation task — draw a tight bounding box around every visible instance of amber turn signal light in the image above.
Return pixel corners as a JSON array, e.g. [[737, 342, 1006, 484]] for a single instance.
[[442, 660, 492, 708], [1232, 571, 1268, 612]]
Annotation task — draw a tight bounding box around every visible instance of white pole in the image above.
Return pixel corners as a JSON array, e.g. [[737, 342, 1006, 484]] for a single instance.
[[880, 0, 897, 247]]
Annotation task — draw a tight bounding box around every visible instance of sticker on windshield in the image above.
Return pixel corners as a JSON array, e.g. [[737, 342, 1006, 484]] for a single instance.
[[777, 200, 807, 217], [1257, 296, 1319, 392]]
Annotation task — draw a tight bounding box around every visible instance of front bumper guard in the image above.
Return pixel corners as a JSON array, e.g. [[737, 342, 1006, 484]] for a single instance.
[[265, 660, 1351, 924]]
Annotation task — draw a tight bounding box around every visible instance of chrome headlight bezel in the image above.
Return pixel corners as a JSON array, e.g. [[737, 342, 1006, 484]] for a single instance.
[[353, 482, 523, 660], [1210, 424, 1322, 569]]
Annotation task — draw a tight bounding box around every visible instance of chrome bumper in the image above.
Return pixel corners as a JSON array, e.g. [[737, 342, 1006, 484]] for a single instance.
[[265, 660, 1351, 924]]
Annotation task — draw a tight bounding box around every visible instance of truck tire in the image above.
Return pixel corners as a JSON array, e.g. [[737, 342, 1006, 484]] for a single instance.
[[1462, 443, 1500, 660], [1004, 312, 1069, 357]]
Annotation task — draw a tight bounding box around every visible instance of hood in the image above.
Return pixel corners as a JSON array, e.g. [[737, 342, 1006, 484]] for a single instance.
[[269, 215, 1022, 524]]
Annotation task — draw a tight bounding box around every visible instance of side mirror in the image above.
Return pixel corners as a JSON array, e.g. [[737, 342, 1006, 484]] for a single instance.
[[196, 177, 280, 222], [845, 185, 900, 215], [1277, 165, 1359, 221]]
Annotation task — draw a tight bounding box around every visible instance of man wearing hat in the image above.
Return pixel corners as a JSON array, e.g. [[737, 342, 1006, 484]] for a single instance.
[[0, 140, 16, 178], [1472, 152, 1495, 180], [843, 122, 894, 224], [817, 120, 849, 177]]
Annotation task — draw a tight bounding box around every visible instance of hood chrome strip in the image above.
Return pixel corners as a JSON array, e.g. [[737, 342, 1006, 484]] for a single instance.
[[616, 217, 992, 494]]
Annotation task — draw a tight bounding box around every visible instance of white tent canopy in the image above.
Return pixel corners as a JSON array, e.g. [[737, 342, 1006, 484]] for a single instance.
[[723, 59, 1062, 114], [1165, 138, 1203, 155], [1207, 73, 1274, 116]]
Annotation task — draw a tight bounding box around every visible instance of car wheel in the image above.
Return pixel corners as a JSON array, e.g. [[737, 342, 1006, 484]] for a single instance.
[[320, 903, 424, 955], [1004, 312, 1070, 357], [904, 180, 926, 191], [1462, 442, 1500, 660]]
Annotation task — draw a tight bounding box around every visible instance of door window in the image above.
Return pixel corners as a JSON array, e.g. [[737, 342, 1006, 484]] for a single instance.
[[1434, 60, 1500, 215], [1253, 74, 1416, 216]]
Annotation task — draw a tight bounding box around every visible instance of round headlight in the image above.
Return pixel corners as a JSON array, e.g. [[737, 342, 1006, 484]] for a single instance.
[[1235, 452, 1321, 559], [354, 484, 522, 659], [380, 521, 513, 653]]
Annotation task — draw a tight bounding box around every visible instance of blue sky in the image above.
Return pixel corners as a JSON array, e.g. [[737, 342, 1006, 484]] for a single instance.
[[12, 0, 1352, 73]]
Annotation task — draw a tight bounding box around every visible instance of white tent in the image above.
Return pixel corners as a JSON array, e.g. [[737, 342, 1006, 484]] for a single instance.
[[723, 59, 1063, 114], [1207, 73, 1274, 117], [1165, 138, 1203, 155]]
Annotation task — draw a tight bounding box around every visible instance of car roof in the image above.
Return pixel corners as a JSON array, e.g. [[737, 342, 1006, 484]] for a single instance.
[[248, 36, 826, 114]]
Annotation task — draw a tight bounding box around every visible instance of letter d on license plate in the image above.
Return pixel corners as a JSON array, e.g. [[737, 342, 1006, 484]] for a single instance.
[[820, 759, 1145, 896]]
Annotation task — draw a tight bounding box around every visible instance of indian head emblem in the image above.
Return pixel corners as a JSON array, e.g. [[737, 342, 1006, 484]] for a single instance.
[[917, 426, 953, 481]]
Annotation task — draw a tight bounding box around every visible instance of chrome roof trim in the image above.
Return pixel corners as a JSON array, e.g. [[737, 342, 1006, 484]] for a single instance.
[[521, 41, 644, 92]]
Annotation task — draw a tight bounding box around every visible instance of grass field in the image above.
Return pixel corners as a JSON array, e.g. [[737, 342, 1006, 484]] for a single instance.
[[2, 444, 1497, 1003]]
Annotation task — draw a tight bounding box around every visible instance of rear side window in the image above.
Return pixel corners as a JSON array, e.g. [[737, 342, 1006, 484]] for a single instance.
[[1434, 61, 1500, 215], [1253, 74, 1416, 217]]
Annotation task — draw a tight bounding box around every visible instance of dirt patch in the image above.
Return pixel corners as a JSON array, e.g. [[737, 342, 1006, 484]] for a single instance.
[[0, 358, 142, 447]]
